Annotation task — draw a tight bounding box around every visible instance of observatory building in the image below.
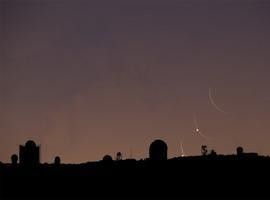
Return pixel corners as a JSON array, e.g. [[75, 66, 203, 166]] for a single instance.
[[149, 139, 168, 160], [19, 140, 40, 165]]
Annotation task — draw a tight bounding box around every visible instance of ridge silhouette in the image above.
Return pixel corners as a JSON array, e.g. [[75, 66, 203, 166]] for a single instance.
[[0, 139, 269, 198]]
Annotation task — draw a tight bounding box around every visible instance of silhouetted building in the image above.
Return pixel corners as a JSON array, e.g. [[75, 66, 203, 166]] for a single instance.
[[116, 152, 122, 161], [11, 154, 18, 165], [54, 156, 61, 165], [209, 150, 217, 157], [19, 140, 40, 166], [236, 146, 244, 156], [149, 139, 168, 160], [236, 147, 258, 158], [102, 155, 113, 166], [103, 155, 113, 162]]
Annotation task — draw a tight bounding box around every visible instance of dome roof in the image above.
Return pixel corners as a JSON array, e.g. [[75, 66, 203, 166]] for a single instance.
[[25, 140, 37, 148], [103, 155, 113, 161], [150, 139, 168, 149]]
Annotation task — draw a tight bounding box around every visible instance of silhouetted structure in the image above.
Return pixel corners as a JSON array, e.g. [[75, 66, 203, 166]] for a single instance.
[[149, 139, 167, 160], [237, 146, 244, 156], [116, 152, 122, 161], [11, 154, 18, 165], [201, 145, 208, 156], [54, 156, 61, 165], [19, 140, 40, 166], [103, 155, 113, 162], [1, 140, 270, 198], [209, 150, 217, 157]]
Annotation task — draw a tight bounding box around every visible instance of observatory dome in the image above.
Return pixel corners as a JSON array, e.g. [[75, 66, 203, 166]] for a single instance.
[[149, 139, 168, 160], [25, 140, 37, 148]]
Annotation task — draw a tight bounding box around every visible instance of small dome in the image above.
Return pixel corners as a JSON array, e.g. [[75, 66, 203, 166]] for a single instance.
[[237, 146, 244, 155], [25, 140, 37, 148], [103, 155, 113, 161]]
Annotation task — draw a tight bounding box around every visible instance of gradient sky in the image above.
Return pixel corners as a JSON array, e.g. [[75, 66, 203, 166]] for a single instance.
[[1, 0, 270, 163]]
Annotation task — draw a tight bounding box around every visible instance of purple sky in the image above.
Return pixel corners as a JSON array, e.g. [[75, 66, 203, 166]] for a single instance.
[[1, 0, 270, 163]]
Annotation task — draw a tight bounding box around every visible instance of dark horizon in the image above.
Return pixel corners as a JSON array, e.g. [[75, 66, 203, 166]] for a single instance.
[[2, 151, 269, 199], [1, 139, 265, 165], [1, 138, 269, 198], [1, 0, 270, 163]]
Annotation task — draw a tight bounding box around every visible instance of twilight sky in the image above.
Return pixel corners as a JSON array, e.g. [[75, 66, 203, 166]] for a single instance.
[[1, 0, 270, 163]]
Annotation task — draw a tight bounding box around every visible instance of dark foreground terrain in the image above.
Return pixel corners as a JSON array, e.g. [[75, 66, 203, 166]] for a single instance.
[[1, 155, 270, 198]]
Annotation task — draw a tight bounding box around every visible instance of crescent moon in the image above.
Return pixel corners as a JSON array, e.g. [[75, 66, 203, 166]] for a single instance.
[[208, 88, 228, 114]]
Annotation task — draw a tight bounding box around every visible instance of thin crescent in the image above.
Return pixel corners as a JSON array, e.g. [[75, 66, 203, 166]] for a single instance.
[[208, 88, 228, 114]]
